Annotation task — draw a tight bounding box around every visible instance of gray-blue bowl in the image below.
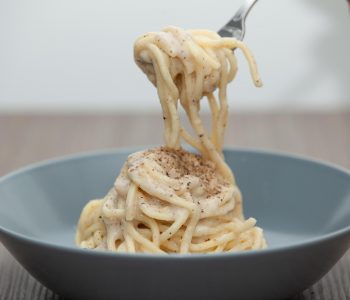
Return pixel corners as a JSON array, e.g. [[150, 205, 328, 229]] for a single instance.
[[1, 148, 350, 300]]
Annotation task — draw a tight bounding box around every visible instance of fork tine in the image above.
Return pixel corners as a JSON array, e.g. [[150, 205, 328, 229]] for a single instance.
[[218, 19, 244, 40]]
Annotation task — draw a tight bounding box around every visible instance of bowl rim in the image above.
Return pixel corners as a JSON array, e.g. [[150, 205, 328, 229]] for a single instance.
[[1, 146, 350, 260]]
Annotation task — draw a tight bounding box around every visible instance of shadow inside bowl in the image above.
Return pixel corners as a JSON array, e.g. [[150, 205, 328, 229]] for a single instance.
[[1, 148, 350, 250]]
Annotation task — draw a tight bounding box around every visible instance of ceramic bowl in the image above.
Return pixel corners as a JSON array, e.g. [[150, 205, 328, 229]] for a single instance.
[[1, 148, 350, 300]]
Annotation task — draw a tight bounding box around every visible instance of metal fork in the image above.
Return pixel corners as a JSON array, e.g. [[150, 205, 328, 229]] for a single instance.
[[218, 0, 259, 40]]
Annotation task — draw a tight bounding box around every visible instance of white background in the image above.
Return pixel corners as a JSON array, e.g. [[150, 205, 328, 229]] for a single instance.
[[0, 0, 349, 113]]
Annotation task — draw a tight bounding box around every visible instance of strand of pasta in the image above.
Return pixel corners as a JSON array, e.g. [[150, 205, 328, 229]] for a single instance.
[[207, 93, 220, 151], [147, 43, 180, 148], [125, 183, 137, 221]]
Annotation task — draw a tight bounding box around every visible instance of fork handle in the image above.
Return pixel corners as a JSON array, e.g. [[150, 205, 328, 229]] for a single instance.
[[218, 0, 259, 40], [233, 0, 259, 22]]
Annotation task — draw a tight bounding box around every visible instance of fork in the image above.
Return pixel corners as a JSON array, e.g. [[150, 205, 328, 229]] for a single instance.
[[218, 0, 259, 40]]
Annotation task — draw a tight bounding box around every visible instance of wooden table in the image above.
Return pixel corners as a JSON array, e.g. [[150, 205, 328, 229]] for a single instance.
[[0, 113, 349, 300]]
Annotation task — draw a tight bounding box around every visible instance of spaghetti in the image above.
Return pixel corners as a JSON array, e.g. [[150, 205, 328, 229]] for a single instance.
[[76, 26, 266, 253]]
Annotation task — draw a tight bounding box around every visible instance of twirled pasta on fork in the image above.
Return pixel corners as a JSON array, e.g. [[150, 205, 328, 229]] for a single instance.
[[76, 26, 266, 254]]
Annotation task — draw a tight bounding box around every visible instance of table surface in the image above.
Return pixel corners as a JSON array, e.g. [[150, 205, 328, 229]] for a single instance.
[[0, 113, 349, 300]]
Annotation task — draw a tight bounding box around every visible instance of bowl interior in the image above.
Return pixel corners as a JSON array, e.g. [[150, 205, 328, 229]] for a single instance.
[[1, 148, 350, 249]]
